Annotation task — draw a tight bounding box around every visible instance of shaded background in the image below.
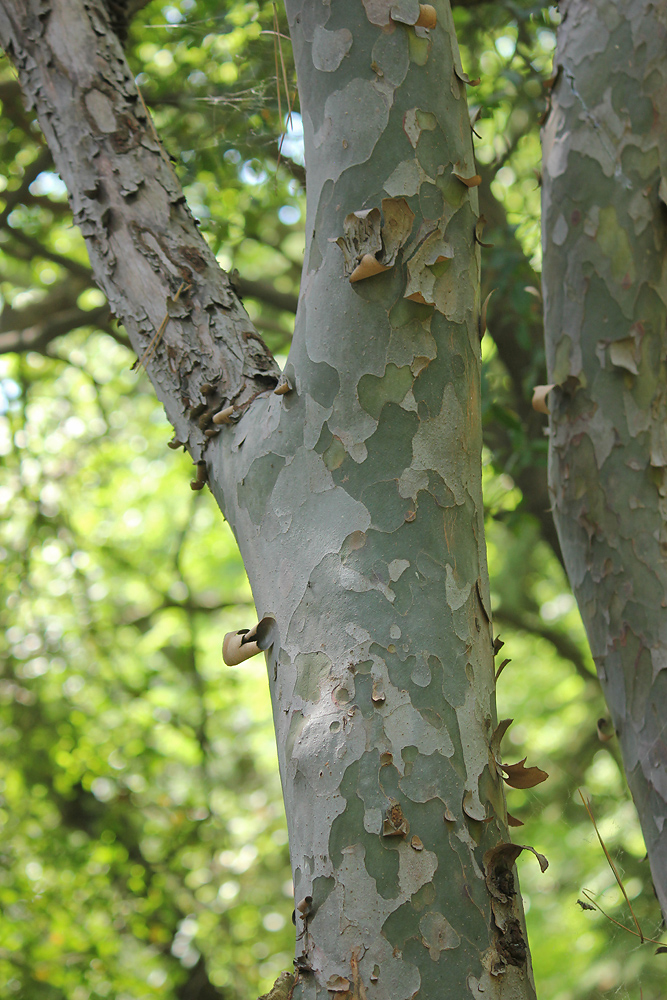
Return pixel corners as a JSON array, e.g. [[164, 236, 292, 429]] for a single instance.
[[0, 1, 664, 997]]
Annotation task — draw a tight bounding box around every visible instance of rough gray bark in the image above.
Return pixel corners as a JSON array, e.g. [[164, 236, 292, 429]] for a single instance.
[[542, 0, 667, 919], [0, 0, 280, 466], [1, 1, 541, 996]]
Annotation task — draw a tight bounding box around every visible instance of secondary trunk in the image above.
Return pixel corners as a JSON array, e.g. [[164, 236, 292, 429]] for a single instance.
[[0, 0, 538, 995], [542, 0, 667, 919]]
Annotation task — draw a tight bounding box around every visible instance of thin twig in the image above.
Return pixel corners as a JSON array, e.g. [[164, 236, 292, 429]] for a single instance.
[[579, 889, 664, 947], [135, 281, 190, 372], [272, 3, 293, 171], [578, 790, 644, 943]]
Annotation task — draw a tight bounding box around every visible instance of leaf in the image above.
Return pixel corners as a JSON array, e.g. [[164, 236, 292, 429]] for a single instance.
[[501, 758, 548, 789]]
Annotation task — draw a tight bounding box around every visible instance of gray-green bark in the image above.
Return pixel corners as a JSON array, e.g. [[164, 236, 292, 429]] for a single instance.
[[1, 1, 538, 995], [542, 0, 667, 919]]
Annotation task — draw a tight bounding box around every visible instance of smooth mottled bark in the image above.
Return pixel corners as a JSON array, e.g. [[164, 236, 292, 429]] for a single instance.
[[542, 0, 667, 918], [1, 1, 539, 996], [212, 4, 536, 997]]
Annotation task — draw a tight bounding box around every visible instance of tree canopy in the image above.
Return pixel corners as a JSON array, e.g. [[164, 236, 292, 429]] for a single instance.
[[0, 1, 665, 998]]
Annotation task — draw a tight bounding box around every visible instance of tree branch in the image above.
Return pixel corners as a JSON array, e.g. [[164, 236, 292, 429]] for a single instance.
[[0, 0, 280, 463], [236, 276, 298, 315], [477, 170, 564, 564], [493, 604, 595, 682], [0, 303, 122, 354]]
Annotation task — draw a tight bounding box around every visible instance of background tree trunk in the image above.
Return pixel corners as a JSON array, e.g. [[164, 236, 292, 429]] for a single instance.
[[542, 0, 667, 920], [0, 0, 539, 995]]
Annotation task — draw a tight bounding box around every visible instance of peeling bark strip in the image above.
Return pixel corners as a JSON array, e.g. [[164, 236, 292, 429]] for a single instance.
[[208, 2, 537, 997], [0, 0, 280, 464], [542, 0, 667, 920]]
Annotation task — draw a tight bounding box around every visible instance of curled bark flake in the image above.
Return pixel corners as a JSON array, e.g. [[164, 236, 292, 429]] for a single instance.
[[371, 680, 386, 704], [257, 971, 297, 1000], [382, 801, 409, 837], [478, 288, 495, 339], [274, 376, 292, 395], [453, 171, 481, 188], [507, 813, 524, 828], [532, 384, 556, 414], [198, 406, 218, 429], [222, 616, 276, 666], [455, 65, 481, 86], [495, 657, 511, 681], [415, 4, 436, 29], [404, 227, 453, 306], [484, 842, 548, 904], [327, 976, 351, 993], [609, 336, 641, 375], [335, 199, 415, 282], [497, 917, 527, 967], [597, 717, 615, 742], [474, 216, 493, 248], [490, 719, 513, 764], [212, 405, 236, 425], [462, 788, 487, 822], [350, 254, 391, 283]]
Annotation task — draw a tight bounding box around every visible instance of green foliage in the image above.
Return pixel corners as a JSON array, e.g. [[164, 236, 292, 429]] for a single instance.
[[1, 1, 666, 998]]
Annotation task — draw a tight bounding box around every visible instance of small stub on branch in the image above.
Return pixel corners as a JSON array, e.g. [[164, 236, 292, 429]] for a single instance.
[[190, 460, 207, 491], [212, 405, 235, 425], [222, 616, 276, 665]]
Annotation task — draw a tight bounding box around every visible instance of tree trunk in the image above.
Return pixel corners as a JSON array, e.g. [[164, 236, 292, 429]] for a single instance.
[[0, 1, 538, 995], [542, 0, 667, 919]]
